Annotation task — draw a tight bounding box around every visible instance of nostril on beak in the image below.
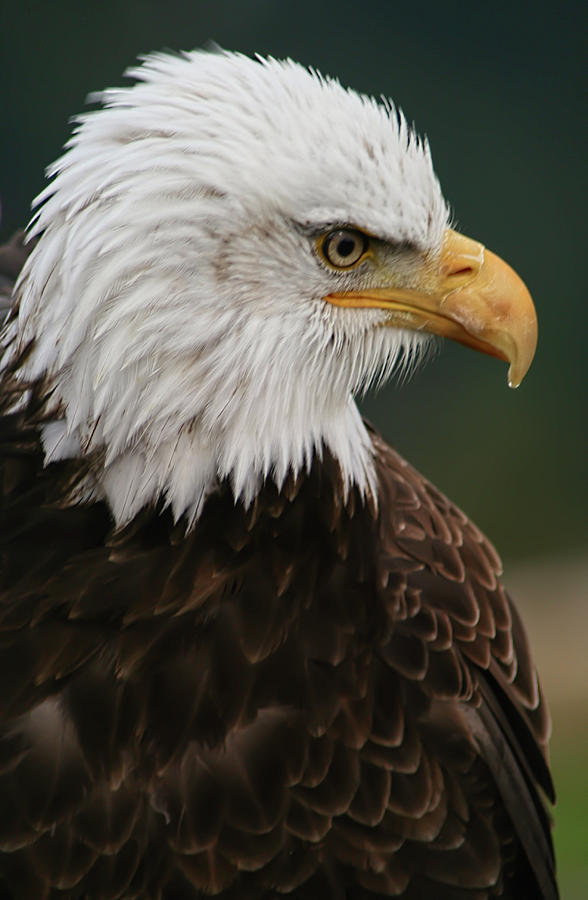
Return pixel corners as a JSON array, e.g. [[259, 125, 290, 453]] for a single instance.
[[449, 265, 475, 277], [440, 230, 485, 283]]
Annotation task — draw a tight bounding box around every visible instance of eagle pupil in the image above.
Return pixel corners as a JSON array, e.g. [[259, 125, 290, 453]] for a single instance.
[[338, 237, 355, 257]]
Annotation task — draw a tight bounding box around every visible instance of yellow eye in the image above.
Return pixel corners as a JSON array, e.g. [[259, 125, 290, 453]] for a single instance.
[[320, 229, 369, 269]]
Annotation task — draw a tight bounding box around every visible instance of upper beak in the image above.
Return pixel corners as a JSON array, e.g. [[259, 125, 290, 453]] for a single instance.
[[324, 229, 538, 388]]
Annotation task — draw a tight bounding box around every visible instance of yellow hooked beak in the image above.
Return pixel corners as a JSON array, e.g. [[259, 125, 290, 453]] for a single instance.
[[324, 229, 538, 387]]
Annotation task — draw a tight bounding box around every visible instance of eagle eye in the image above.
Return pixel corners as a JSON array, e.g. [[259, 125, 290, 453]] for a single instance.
[[320, 229, 369, 269]]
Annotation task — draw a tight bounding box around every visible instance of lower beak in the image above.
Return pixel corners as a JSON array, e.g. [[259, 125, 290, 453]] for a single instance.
[[324, 229, 538, 388]]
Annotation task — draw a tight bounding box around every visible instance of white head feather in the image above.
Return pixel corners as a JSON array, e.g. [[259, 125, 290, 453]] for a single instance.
[[4, 50, 449, 525]]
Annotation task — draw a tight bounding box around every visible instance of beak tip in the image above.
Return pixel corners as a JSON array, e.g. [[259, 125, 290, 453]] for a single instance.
[[506, 346, 534, 389]]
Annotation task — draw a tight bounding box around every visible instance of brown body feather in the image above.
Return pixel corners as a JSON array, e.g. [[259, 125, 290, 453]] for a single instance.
[[0, 236, 557, 898]]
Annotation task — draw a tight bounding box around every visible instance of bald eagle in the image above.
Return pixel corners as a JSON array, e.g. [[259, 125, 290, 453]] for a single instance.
[[0, 51, 556, 900]]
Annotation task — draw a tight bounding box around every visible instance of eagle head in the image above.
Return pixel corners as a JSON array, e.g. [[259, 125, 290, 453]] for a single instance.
[[6, 51, 537, 524]]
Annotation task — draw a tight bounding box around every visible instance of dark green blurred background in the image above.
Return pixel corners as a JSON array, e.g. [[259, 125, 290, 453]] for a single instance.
[[1, 1, 586, 895]]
